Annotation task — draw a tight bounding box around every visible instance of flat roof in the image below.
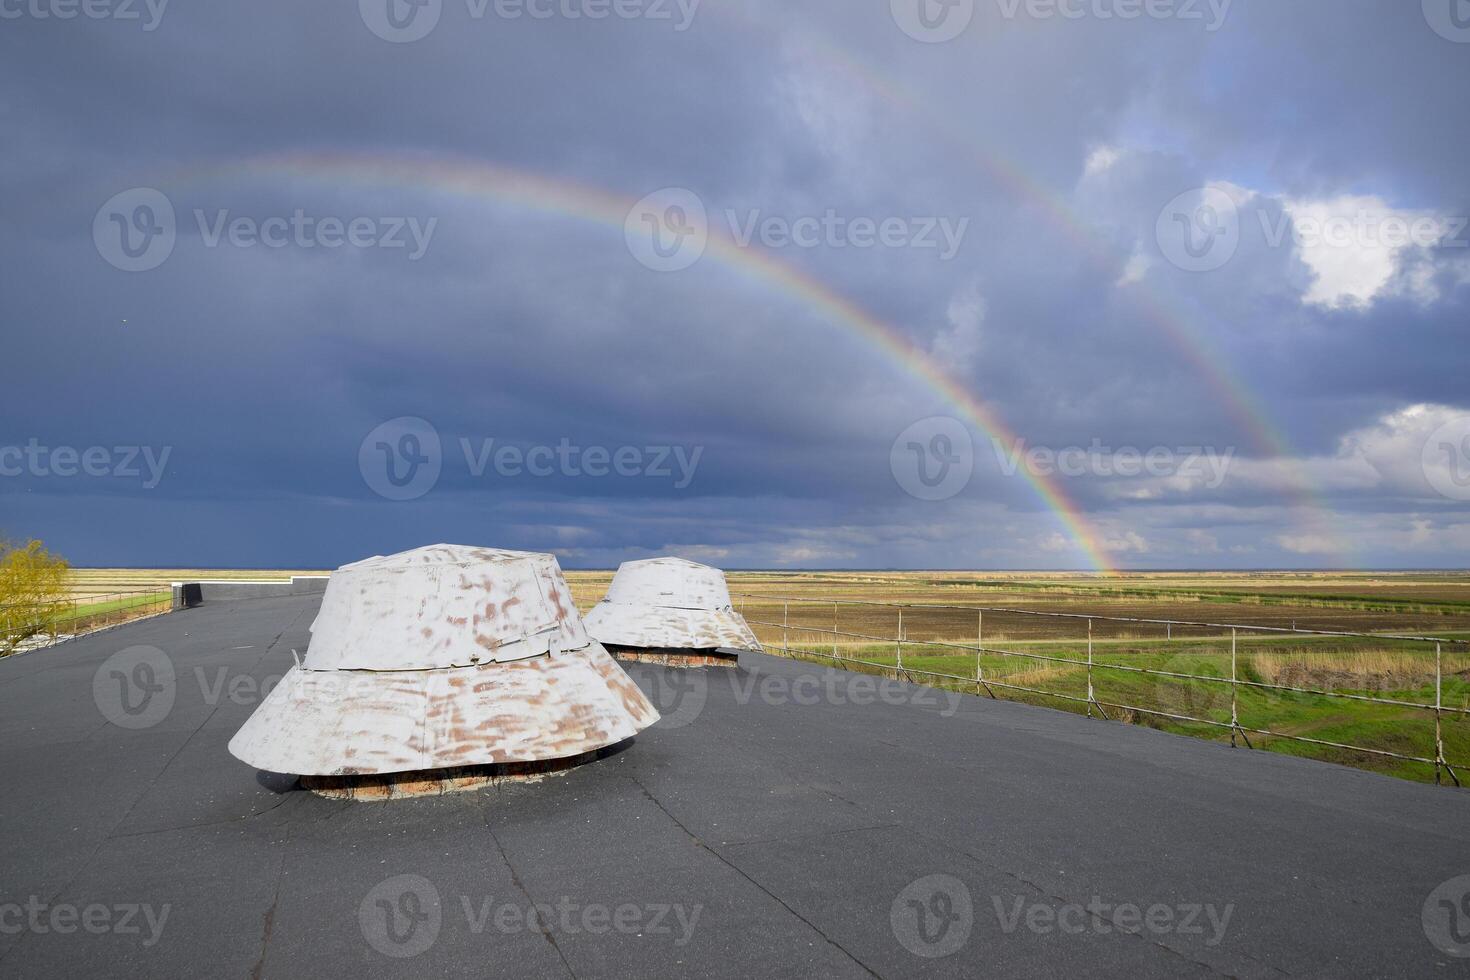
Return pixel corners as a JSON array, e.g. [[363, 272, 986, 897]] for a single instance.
[[1, 593, 1467, 977]]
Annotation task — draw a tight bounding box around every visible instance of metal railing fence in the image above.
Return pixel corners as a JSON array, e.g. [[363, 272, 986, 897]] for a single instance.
[[0, 590, 172, 655], [732, 591, 1470, 786]]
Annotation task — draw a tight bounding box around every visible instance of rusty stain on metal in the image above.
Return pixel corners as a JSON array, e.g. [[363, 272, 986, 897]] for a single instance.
[[301, 742, 629, 800], [606, 647, 743, 668], [583, 558, 763, 663], [228, 545, 660, 777]]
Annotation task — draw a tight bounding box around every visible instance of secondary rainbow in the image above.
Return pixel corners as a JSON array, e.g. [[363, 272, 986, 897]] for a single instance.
[[717, 12, 1355, 566]]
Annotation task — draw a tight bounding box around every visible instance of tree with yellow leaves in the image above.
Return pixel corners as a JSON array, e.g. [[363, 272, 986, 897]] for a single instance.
[[0, 539, 69, 656]]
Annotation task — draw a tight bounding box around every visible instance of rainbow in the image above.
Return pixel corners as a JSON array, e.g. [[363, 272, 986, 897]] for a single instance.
[[188, 151, 1121, 572], [716, 13, 1356, 567]]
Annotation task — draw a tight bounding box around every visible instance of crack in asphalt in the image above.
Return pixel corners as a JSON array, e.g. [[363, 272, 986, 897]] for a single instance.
[[627, 772, 883, 979], [480, 806, 580, 980], [0, 603, 310, 971]]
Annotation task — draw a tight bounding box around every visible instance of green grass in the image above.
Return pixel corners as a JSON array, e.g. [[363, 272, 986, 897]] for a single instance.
[[45, 591, 172, 632], [773, 635, 1470, 785], [929, 578, 1470, 616]]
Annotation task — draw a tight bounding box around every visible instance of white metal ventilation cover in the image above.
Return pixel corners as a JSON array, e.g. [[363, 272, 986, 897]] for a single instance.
[[228, 545, 659, 776], [583, 557, 763, 653]]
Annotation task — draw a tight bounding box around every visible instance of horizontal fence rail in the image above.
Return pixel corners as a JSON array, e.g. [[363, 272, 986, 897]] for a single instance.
[[732, 591, 1468, 786], [0, 590, 172, 655]]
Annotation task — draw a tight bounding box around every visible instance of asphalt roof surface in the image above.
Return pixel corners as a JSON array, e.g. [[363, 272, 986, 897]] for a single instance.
[[2, 594, 1469, 978]]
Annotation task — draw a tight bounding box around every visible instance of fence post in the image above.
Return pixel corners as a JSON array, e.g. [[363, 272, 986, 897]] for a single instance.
[[896, 608, 904, 679], [976, 609, 983, 684], [1230, 627, 1239, 749], [1086, 618, 1095, 719], [833, 602, 838, 662], [783, 602, 789, 656], [1436, 642, 1444, 786]]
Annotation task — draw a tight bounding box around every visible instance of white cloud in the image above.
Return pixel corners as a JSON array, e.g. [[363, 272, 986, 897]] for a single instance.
[[1102, 530, 1150, 554], [1276, 534, 1338, 555], [1116, 246, 1150, 287], [1037, 531, 1071, 553], [1183, 529, 1221, 554], [930, 284, 986, 370], [1077, 403, 1470, 507], [1278, 195, 1464, 309], [1084, 145, 1120, 177], [770, 543, 858, 566]]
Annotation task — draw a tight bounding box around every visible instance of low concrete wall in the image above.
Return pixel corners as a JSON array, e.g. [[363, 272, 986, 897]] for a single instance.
[[172, 576, 330, 609]]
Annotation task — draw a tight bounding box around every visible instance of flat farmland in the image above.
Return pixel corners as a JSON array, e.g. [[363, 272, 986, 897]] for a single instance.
[[64, 567, 1470, 783], [721, 571, 1470, 784]]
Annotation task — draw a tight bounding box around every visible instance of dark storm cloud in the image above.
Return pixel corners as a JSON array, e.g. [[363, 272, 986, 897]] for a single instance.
[[1, 0, 1468, 568]]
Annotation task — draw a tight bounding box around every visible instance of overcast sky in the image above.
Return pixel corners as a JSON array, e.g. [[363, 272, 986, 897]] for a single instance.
[[2, 0, 1468, 570]]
